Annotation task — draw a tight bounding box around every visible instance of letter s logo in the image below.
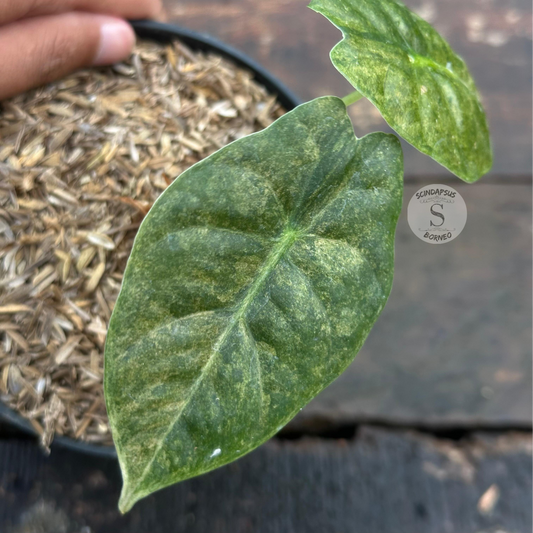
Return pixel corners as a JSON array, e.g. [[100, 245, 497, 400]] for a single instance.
[[429, 204, 445, 227]]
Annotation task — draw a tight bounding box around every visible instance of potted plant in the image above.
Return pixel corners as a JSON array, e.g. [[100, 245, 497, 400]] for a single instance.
[[103, 0, 492, 513], [0, 23, 299, 455]]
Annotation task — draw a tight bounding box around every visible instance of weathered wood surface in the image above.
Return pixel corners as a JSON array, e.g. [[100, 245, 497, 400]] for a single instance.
[[290, 182, 532, 429], [1, 427, 531, 533], [162, 0, 532, 178]]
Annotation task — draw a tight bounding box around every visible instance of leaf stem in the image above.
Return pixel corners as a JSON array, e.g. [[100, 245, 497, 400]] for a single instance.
[[341, 90, 364, 107]]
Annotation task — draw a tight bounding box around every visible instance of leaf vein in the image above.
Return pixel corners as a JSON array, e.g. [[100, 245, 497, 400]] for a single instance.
[[243, 320, 265, 419]]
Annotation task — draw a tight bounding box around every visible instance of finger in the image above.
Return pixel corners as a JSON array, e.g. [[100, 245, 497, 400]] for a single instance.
[[0, 12, 135, 101], [0, 0, 162, 26]]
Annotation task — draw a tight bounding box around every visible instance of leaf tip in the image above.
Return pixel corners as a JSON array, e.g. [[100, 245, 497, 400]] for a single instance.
[[452, 149, 493, 183], [118, 485, 140, 514]]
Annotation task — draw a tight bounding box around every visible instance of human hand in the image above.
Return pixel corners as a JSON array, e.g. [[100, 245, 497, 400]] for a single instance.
[[0, 0, 162, 100]]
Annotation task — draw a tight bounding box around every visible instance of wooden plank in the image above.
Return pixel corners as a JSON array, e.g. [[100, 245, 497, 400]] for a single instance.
[[162, 0, 532, 178], [0, 427, 530, 532], [291, 182, 532, 429]]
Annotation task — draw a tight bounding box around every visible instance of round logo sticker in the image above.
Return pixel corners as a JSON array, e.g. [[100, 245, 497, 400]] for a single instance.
[[407, 184, 467, 244]]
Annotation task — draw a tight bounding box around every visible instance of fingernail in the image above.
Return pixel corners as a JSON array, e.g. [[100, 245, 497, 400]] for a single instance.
[[93, 19, 135, 66]]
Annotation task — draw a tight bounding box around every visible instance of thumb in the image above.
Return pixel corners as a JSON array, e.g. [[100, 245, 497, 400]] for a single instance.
[[0, 12, 135, 100]]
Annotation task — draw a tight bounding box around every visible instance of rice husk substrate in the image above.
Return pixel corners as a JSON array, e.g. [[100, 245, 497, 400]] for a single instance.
[[0, 40, 285, 449]]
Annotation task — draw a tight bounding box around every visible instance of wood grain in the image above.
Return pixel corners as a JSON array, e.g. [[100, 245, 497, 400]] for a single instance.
[[1, 427, 531, 532], [162, 0, 532, 178]]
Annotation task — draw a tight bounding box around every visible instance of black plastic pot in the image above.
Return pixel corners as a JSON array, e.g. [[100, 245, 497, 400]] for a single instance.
[[0, 21, 301, 458]]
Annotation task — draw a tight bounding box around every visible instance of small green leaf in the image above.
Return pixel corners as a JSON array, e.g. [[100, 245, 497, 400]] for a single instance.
[[309, 0, 492, 182], [104, 96, 403, 512]]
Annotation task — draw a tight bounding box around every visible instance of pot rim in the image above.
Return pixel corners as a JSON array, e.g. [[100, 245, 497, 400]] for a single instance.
[[0, 20, 301, 459]]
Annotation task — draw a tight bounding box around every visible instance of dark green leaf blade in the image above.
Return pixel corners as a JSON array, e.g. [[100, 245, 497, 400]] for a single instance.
[[104, 96, 403, 512], [309, 0, 492, 182]]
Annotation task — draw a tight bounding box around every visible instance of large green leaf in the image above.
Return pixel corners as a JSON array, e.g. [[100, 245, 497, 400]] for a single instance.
[[104, 96, 403, 512], [309, 0, 492, 182]]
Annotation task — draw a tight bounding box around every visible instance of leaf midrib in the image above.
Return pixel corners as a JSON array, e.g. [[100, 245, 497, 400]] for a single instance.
[[336, 34, 473, 97], [120, 225, 303, 507]]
